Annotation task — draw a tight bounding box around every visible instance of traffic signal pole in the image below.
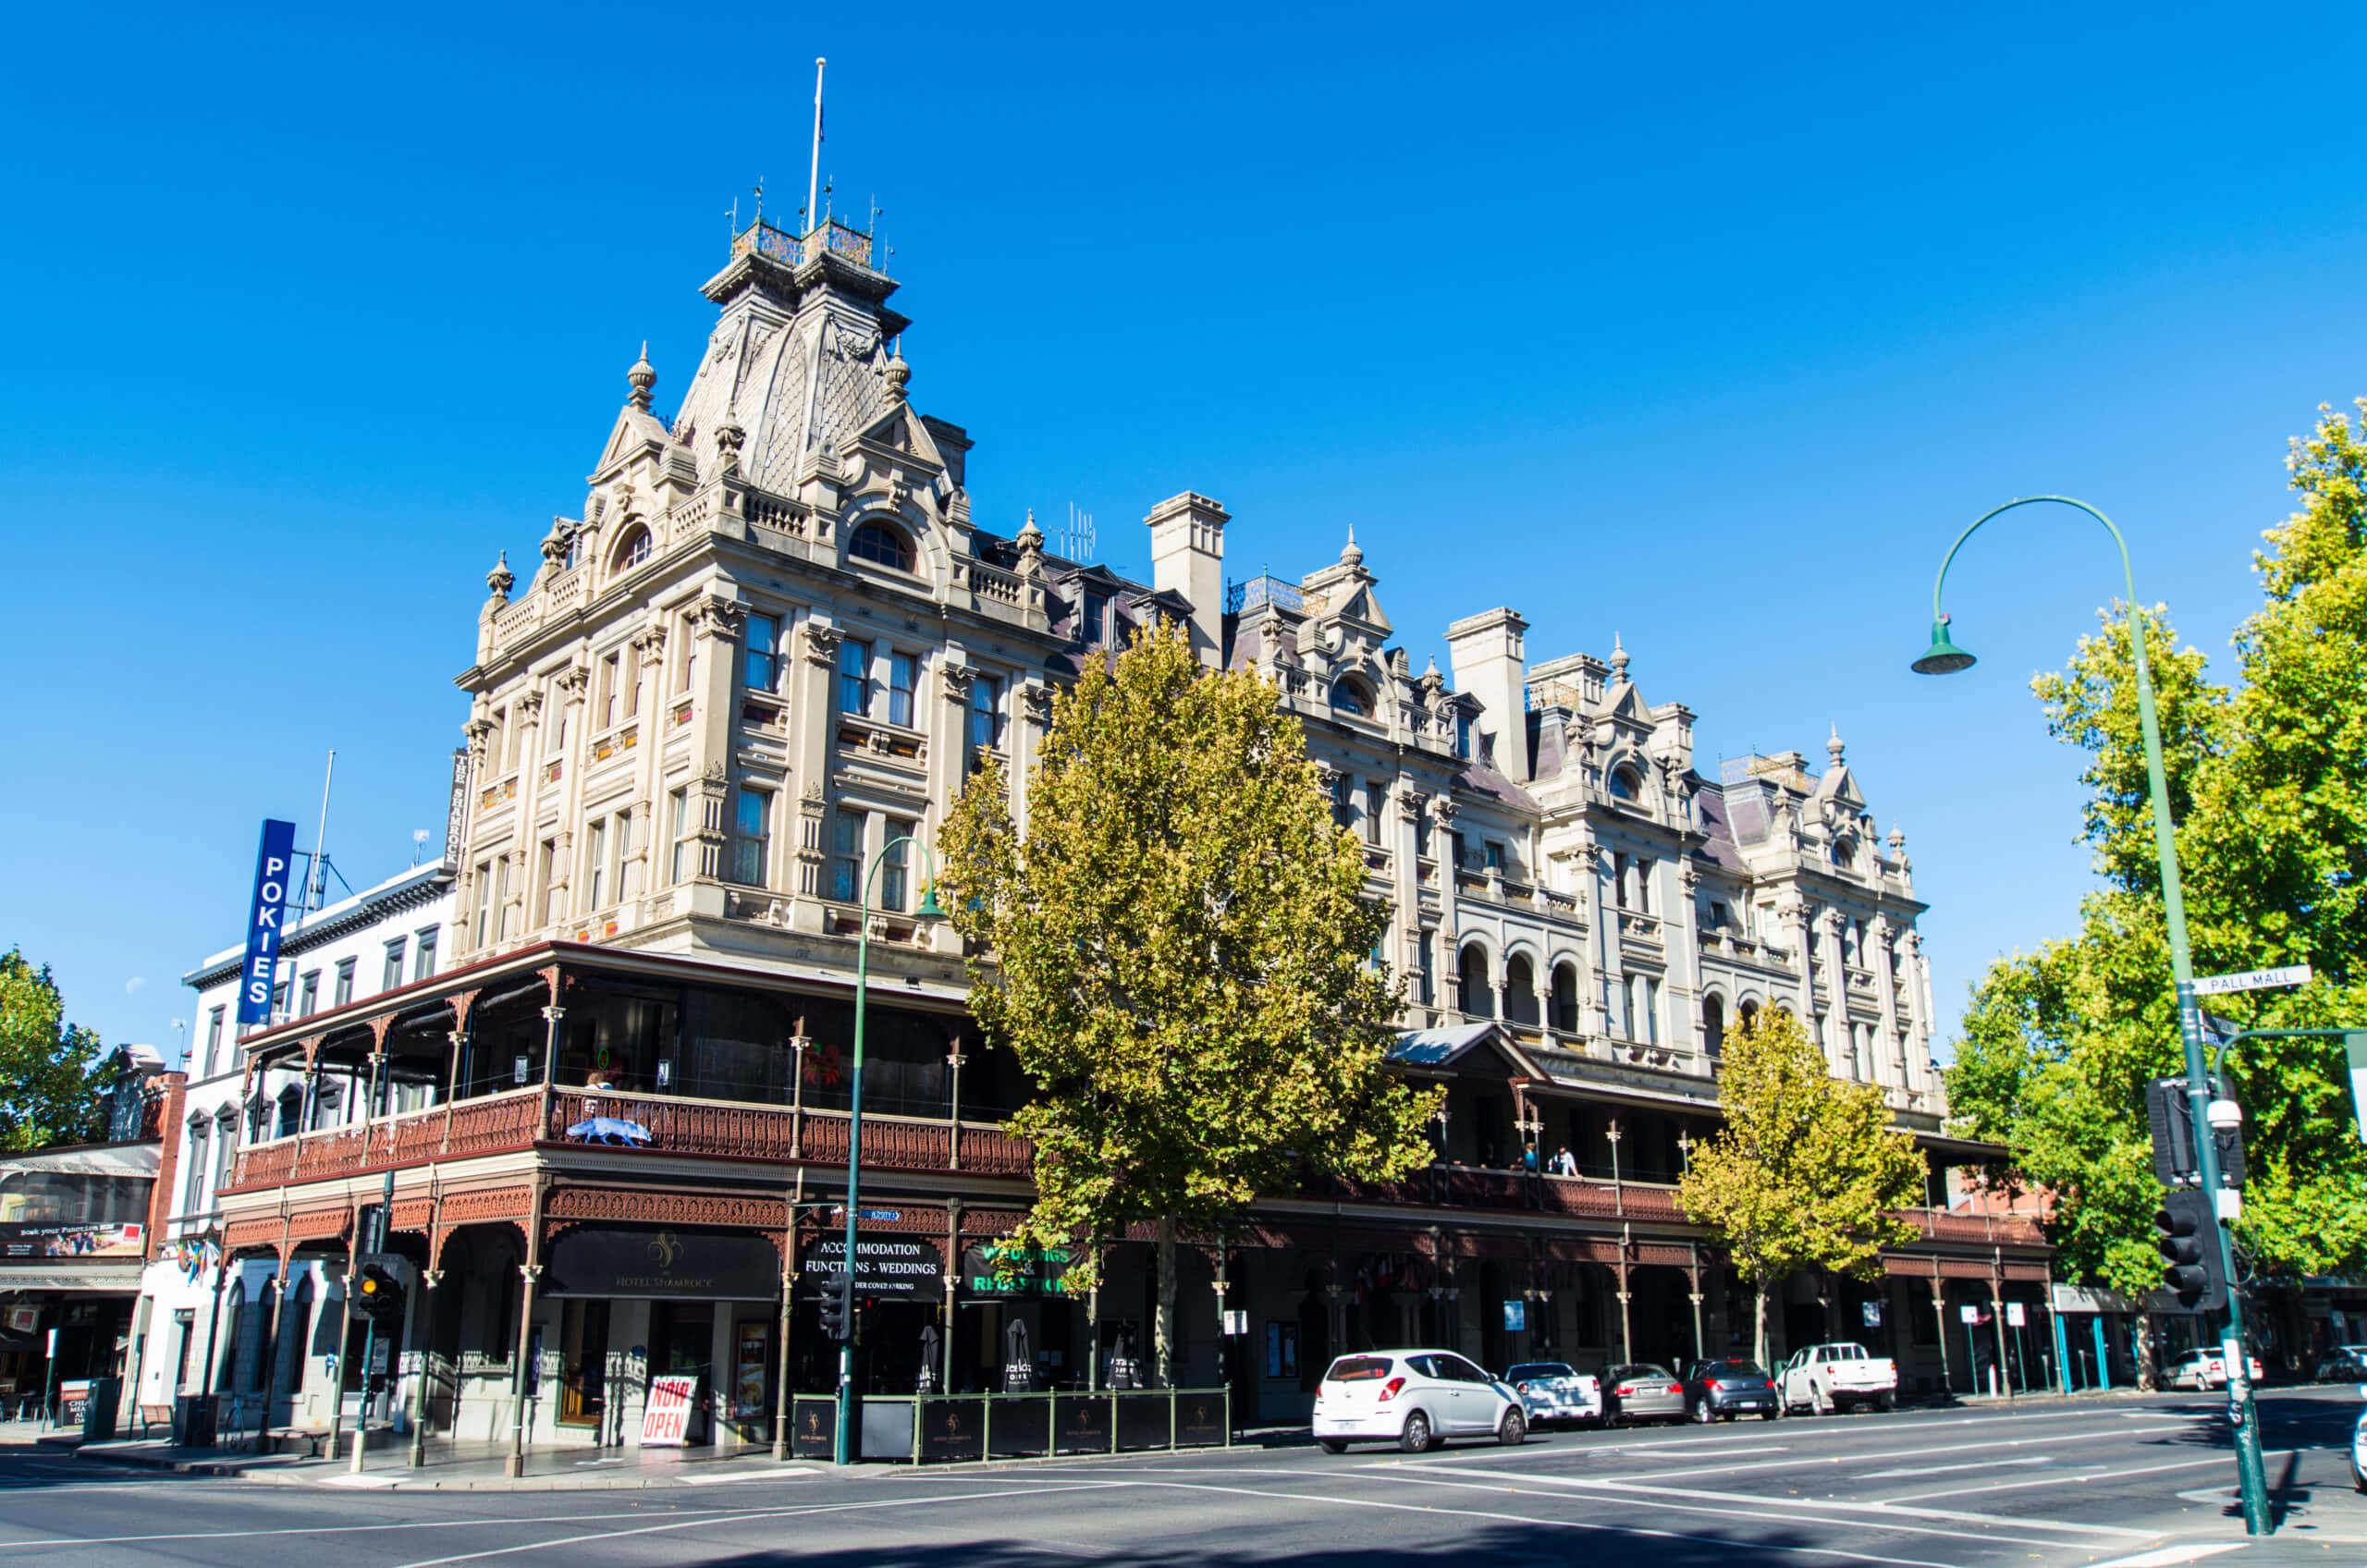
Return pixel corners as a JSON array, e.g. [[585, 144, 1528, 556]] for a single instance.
[[351, 1167, 394, 1475]]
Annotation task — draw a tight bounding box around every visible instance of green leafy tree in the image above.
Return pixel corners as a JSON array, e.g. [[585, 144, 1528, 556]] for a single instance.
[[1677, 1010, 1923, 1365], [1951, 399, 2367, 1333], [0, 948, 104, 1151], [939, 621, 1442, 1383]]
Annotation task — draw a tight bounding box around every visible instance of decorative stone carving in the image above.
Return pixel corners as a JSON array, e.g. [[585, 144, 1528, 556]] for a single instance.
[[632, 622, 668, 666], [688, 597, 743, 641], [939, 663, 975, 703], [1021, 683, 1055, 725], [715, 423, 746, 476], [485, 552, 514, 601], [802, 619, 843, 667], [554, 664, 591, 700]]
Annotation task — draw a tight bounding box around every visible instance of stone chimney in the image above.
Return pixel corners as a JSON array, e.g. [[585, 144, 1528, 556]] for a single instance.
[[1145, 492, 1229, 666], [1445, 607, 1530, 781]]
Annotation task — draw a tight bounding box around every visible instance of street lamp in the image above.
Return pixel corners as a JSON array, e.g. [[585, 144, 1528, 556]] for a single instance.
[[832, 833, 944, 1467], [1910, 495, 2273, 1536]]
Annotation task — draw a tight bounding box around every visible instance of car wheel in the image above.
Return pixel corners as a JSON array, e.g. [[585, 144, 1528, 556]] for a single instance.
[[1401, 1410, 1434, 1454], [1760, 1407, 1778, 1421], [1319, 1439, 1348, 1454], [1691, 1398, 1713, 1425], [1875, 1392, 1895, 1414], [1811, 1383, 1834, 1416], [1499, 1410, 1527, 1447]]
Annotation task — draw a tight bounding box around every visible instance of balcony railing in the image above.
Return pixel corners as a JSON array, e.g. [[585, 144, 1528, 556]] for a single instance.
[[221, 1084, 1034, 1194]]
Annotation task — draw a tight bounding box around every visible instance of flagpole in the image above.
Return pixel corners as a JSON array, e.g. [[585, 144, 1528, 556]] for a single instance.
[[806, 57, 827, 239]]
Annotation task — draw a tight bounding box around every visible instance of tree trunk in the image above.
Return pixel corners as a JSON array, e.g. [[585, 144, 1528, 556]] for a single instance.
[[2135, 1310, 2156, 1391], [1154, 1216, 1178, 1389], [1752, 1281, 1769, 1369]]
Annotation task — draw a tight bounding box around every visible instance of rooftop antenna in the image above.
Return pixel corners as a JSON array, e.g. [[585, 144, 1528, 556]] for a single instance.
[[727, 194, 739, 239], [806, 57, 827, 238], [751, 177, 764, 227], [1060, 504, 1097, 562], [411, 828, 432, 867]]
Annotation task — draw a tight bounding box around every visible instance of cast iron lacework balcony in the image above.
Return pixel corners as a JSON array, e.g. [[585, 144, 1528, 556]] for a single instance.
[[220, 1084, 1034, 1194]]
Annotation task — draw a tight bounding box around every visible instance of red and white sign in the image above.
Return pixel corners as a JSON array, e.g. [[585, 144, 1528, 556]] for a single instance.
[[641, 1376, 698, 1447]]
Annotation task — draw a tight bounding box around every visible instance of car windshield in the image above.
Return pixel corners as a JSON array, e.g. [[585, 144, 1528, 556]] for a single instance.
[[1326, 1356, 1395, 1382], [1699, 1360, 1765, 1377], [1625, 1365, 1672, 1379], [1505, 1364, 1575, 1381]]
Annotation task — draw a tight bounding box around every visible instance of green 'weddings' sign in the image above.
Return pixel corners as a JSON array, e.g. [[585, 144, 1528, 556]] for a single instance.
[[963, 1242, 1076, 1298]]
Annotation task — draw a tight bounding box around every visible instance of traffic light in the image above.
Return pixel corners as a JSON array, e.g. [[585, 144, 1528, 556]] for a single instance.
[[350, 1257, 407, 1323], [2154, 1189, 2227, 1313], [817, 1271, 851, 1341]]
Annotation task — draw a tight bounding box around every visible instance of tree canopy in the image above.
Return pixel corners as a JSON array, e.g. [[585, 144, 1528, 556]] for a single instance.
[[1948, 400, 2367, 1292], [938, 621, 1441, 1378], [1677, 1010, 1922, 1363], [0, 947, 104, 1151]]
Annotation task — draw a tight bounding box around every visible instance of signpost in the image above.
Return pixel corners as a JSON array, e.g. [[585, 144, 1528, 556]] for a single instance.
[[234, 820, 298, 1025]]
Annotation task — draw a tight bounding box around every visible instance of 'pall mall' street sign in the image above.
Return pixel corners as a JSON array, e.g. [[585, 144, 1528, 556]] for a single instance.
[[2190, 964, 2312, 998]]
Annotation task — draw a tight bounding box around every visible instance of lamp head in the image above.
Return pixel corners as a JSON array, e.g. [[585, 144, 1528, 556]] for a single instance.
[[1911, 614, 1977, 676], [916, 880, 946, 919]]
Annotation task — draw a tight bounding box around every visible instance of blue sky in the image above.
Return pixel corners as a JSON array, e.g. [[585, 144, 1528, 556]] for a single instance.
[[6, 3, 2361, 1062]]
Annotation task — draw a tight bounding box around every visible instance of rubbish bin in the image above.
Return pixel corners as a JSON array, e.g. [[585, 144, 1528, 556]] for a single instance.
[[80, 1377, 120, 1443], [173, 1392, 216, 1449]]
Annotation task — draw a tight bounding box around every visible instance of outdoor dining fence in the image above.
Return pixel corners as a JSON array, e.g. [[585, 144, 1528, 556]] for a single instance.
[[785, 1387, 1233, 1464]]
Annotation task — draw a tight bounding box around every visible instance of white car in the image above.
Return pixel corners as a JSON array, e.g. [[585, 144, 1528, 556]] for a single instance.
[[1502, 1361, 1604, 1428], [1777, 1342, 1898, 1415], [2164, 1347, 2263, 1391], [1312, 1350, 1527, 1453]]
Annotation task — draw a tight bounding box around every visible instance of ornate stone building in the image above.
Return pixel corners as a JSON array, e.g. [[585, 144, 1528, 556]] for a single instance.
[[200, 210, 2046, 1462]]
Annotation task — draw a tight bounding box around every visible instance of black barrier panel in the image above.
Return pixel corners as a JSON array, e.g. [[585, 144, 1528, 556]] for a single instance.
[[1054, 1394, 1112, 1453], [791, 1398, 837, 1460], [1115, 1392, 1171, 1451], [1175, 1391, 1226, 1448], [861, 1397, 915, 1460], [988, 1395, 1051, 1457], [917, 1399, 983, 1462]]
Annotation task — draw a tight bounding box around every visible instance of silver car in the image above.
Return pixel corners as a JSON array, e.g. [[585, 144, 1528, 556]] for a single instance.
[[1603, 1362, 1687, 1425], [1503, 1361, 1604, 1428]]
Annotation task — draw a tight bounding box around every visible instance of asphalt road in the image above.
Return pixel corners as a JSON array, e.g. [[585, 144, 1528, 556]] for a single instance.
[[0, 1388, 2359, 1568]]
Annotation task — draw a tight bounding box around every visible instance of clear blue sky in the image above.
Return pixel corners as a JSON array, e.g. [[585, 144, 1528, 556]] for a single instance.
[[6, 3, 2361, 1064]]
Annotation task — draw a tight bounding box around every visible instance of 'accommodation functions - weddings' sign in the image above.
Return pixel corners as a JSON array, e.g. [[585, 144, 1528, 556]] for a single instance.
[[961, 1242, 1076, 1299], [544, 1228, 779, 1301], [803, 1235, 943, 1301]]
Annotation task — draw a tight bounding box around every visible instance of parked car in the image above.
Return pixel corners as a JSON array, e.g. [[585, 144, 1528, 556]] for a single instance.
[[1776, 1342, 1897, 1415], [1311, 1350, 1527, 1453], [2320, 1344, 2367, 1382], [1601, 1363, 1687, 1425], [1502, 1362, 1604, 1428], [2163, 1346, 2264, 1391], [1679, 1358, 1779, 1422]]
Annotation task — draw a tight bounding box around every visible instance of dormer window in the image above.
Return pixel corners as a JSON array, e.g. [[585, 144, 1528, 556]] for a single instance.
[[1331, 676, 1373, 717], [1454, 713, 1472, 760], [609, 525, 652, 574], [1081, 591, 1108, 647], [1607, 765, 1642, 801], [1832, 839, 1857, 870], [850, 521, 915, 573]]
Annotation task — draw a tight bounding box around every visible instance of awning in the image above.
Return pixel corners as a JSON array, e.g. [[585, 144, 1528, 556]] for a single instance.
[[0, 1263, 146, 1294]]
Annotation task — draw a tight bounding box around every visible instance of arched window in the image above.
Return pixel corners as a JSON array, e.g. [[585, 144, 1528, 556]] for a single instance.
[[1832, 838, 1857, 870], [1737, 998, 1761, 1034], [1703, 994, 1726, 1056], [608, 525, 652, 574], [1458, 945, 1494, 1019], [1607, 766, 1641, 801], [1503, 954, 1539, 1025], [849, 521, 915, 572], [1331, 676, 1372, 717], [1551, 962, 1581, 1033]]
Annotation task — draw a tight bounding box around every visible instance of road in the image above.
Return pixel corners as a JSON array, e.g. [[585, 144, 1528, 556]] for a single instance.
[[0, 1387, 2358, 1567]]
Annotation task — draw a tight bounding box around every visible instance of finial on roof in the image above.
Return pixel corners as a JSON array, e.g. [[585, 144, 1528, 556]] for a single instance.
[[884, 348, 911, 404], [627, 342, 656, 410], [1016, 508, 1044, 548], [486, 550, 514, 600], [1887, 820, 1906, 851], [1341, 524, 1364, 568], [1828, 723, 1846, 765], [1609, 633, 1629, 678]]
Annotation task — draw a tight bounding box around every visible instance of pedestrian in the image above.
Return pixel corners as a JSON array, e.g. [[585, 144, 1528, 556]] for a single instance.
[[1552, 1145, 1578, 1177]]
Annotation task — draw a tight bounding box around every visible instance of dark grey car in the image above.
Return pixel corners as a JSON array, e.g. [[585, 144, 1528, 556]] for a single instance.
[[1678, 1357, 1778, 1422]]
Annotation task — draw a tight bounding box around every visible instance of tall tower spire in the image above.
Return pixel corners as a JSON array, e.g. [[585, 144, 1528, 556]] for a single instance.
[[806, 58, 827, 237]]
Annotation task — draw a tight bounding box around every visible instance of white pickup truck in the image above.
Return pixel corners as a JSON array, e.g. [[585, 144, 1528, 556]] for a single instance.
[[1777, 1341, 1897, 1415]]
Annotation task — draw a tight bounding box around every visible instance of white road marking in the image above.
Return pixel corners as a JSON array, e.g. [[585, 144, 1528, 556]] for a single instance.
[[1366, 1470, 2133, 1554], [1042, 1476, 1964, 1568], [1549, 1426, 2177, 1484], [1893, 1452, 2263, 1501], [386, 1484, 1129, 1568], [1417, 1469, 2152, 1540], [2084, 1545, 2247, 1568], [676, 1464, 823, 1486], [1853, 1456, 2057, 1479]]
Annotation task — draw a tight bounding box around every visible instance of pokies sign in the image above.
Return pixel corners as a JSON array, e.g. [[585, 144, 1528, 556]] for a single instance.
[[235, 819, 299, 1025]]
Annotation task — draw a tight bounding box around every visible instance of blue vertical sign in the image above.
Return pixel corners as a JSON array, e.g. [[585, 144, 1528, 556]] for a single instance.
[[235, 819, 298, 1025]]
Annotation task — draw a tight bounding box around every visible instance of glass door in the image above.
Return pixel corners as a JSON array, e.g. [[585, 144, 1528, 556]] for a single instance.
[[558, 1299, 609, 1427]]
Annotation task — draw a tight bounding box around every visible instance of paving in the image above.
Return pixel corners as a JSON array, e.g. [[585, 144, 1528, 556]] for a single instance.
[[0, 1386, 2355, 1564]]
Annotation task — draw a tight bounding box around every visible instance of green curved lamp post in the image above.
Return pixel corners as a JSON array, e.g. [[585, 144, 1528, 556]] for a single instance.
[[1912, 496, 2272, 1537], [832, 834, 944, 1467]]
